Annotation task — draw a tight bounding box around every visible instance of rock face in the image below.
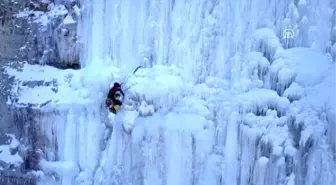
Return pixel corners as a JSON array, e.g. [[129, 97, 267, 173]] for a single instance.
[[0, 131, 37, 185], [0, 0, 80, 184], [0, 0, 80, 68], [0, 0, 29, 61]]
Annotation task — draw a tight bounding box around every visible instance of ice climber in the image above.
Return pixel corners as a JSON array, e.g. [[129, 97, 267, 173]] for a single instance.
[[105, 82, 125, 114]]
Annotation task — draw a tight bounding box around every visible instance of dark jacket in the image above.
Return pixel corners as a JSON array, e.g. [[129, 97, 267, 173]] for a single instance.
[[107, 83, 124, 105]]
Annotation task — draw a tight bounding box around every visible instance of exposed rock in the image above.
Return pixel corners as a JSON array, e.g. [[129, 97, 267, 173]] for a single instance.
[[0, 106, 59, 181], [0, 1, 79, 183], [54, 12, 79, 69], [0, 0, 80, 69], [0, 0, 30, 61]]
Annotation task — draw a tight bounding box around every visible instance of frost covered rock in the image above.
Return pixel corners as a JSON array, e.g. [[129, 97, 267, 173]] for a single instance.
[[54, 13, 78, 68], [2, 61, 94, 184], [0, 0, 80, 69], [0, 133, 37, 185], [0, 0, 30, 60], [0, 134, 22, 170], [16, 3, 80, 68], [4, 62, 89, 108]]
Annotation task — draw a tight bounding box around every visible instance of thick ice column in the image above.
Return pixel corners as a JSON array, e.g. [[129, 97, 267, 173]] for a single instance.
[[35, 103, 104, 185], [223, 112, 239, 185], [137, 127, 165, 185], [93, 113, 133, 185], [193, 128, 219, 185], [237, 125, 261, 185], [77, 0, 92, 66], [90, 0, 105, 62], [55, 104, 104, 184], [253, 157, 269, 185], [164, 130, 193, 185], [79, 0, 155, 71]]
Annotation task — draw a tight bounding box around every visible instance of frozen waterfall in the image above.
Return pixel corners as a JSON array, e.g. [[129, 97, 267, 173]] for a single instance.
[[2, 0, 335, 185]]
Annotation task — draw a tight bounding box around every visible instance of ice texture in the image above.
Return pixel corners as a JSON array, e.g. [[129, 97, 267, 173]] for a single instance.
[[2, 0, 335, 185]]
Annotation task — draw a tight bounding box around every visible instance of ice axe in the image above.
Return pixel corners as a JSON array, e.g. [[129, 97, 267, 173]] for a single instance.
[[120, 65, 143, 91]]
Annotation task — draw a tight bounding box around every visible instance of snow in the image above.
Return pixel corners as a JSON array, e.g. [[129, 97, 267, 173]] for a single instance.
[[283, 82, 304, 100], [126, 65, 187, 111], [73, 5, 81, 16], [287, 63, 335, 158], [4, 0, 335, 185], [3, 62, 91, 108], [63, 15, 76, 25], [272, 48, 331, 87], [283, 49, 335, 124], [119, 110, 139, 133], [16, 5, 68, 27], [249, 28, 285, 61], [234, 88, 290, 114], [138, 101, 155, 117], [0, 134, 22, 167], [39, 160, 80, 179]]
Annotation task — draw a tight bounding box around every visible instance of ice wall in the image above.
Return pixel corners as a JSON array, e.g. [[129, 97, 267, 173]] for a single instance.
[[77, 0, 335, 80], [70, 0, 335, 185], [6, 0, 333, 185]]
